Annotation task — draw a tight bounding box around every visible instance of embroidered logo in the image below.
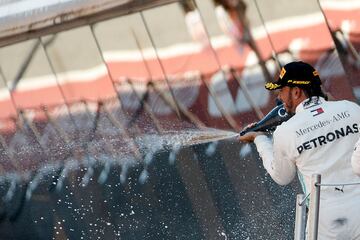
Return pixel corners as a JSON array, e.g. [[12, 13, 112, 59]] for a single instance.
[[265, 82, 281, 90], [287, 80, 311, 84], [311, 107, 324, 116], [279, 67, 286, 79]]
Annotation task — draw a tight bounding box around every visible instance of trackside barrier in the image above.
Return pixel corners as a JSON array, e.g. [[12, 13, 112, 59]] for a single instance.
[[293, 174, 321, 240], [293, 193, 306, 240], [294, 174, 360, 240], [308, 174, 321, 240], [293, 174, 322, 240]]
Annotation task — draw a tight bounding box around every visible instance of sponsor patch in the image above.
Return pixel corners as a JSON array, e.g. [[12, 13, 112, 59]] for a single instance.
[[297, 123, 359, 154], [311, 107, 324, 116], [279, 67, 286, 79], [265, 82, 281, 90], [287, 80, 311, 84]]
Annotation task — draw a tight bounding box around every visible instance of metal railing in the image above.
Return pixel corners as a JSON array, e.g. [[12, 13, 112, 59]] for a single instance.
[[294, 174, 360, 240]]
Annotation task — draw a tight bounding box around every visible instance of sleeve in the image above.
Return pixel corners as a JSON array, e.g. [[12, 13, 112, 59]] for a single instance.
[[253, 130, 297, 185], [351, 137, 360, 176]]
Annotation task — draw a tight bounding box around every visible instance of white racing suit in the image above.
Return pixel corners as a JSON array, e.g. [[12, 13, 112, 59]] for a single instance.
[[351, 138, 360, 176], [254, 97, 360, 239]]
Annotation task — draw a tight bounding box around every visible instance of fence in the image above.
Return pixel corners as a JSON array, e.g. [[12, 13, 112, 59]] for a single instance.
[[294, 174, 360, 240]]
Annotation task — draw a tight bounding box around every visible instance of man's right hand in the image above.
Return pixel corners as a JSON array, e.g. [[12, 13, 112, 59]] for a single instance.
[[238, 131, 265, 143], [238, 122, 265, 143]]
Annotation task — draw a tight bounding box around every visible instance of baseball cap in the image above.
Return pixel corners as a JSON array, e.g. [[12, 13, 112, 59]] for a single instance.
[[265, 61, 321, 90]]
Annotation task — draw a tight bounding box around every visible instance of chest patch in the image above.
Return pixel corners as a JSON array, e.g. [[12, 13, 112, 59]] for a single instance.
[[296, 124, 359, 154]]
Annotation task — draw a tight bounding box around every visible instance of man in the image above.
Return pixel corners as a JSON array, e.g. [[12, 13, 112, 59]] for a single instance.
[[239, 61, 360, 239]]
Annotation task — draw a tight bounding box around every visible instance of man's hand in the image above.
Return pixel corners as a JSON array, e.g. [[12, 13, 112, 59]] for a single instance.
[[238, 131, 264, 143], [238, 122, 265, 143]]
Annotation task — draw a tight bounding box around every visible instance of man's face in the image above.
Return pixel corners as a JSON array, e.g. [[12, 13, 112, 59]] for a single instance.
[[277, 86, 296, 113]]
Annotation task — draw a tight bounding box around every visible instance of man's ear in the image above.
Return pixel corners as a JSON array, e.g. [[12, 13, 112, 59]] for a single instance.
[[293, 86, 305, 100]]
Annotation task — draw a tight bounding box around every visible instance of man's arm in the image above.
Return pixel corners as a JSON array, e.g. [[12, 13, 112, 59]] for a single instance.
[[239, 128, 297, 185], [253, 133, 296, 185]]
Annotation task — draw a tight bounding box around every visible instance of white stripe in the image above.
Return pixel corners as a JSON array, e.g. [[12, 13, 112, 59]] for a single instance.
[[251, 12, 325, 39], [103, 36, 232, 62], [320, 0, 360, 10], [0, 64, 108, 100], [104, 12, 327, 62]]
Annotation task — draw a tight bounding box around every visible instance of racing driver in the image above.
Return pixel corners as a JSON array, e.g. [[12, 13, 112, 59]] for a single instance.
[[239, 61, 360, 239]]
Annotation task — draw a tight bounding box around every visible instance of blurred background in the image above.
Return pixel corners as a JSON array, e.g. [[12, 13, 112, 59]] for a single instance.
[[0, 0, 359, 239]]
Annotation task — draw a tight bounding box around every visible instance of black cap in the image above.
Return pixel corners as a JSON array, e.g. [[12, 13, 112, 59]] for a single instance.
[[265, 61, 321, 90]]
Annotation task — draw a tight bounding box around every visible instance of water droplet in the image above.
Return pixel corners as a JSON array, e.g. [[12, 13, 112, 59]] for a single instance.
[[239, 143, 251, 157], [205, 141, 218, 156], [138, 168, 149, 184]]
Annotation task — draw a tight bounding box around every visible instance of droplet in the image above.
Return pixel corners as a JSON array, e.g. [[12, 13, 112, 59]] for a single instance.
[[206, 141, 218, 156], [239, 143, 251, 157], [138, 168, 149, 185]]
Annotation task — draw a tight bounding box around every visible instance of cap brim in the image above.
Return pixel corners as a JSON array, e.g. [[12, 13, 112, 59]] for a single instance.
[[265, 82, 282, 90]]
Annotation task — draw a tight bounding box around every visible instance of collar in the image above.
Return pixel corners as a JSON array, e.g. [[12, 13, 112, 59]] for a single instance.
[[295, 97, 325, 113]]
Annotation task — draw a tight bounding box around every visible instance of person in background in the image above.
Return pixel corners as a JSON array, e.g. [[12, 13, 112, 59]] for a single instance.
[[212, 0, 273, 84], [239, 61, 360, 239]]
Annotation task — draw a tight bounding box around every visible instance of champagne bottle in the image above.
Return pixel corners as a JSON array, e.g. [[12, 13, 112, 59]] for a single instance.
[[239, 103, 293, 136]]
